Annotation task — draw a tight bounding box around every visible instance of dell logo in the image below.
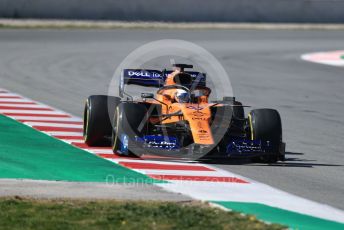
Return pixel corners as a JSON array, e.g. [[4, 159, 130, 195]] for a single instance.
[[128, 71, 150, 77]]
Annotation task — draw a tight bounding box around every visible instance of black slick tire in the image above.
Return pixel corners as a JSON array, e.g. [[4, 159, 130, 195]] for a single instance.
[[112, 103, 148, 156], [83, 95, 120, 146], [248, 109, 283, 163]]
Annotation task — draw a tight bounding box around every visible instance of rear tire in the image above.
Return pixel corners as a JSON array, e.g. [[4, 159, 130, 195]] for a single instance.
[[112, 103, 148, 156], [248, 109, 283, 163], [83, 95, 120, 146]]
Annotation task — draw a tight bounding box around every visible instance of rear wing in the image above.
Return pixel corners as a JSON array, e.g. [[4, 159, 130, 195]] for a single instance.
[[122, 69, 164, 87], [119, 69, 206, 98]]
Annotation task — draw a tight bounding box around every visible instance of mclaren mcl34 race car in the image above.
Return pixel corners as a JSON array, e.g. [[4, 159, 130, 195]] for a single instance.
[[83, 64, 285, 163]]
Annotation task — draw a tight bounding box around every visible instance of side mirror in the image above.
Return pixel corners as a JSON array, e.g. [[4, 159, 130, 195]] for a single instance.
[[141, 93, 154, 99], [191, 90, 204, 98], [223, 96, 235, 102]]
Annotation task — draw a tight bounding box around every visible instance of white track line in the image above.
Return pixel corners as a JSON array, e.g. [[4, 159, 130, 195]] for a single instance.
[[44, 131, 83, 136], [112, 159, 209, 166], [0, 110, 67, 115], [131, 170, 231, 177], [301, 50, 344, 67], [315, 60, 344, 66], [23, 122, 83, 128], [0, 104, 49, 108], [0, 98, 35, 103], [83, 149, 113, 153], [60, 139, 84, 144], [8, 116, 82, 122], [0, 93, 22, 97]]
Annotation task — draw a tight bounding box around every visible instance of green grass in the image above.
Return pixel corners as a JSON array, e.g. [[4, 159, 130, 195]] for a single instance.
[[0, 114, 160, 183], [0, 197, 285, 230]]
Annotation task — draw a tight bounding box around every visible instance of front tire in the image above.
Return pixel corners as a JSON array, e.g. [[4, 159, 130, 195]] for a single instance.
[[248, 109, 283, 163], [83, 95, 120, 146], [112, 103, 148, 156]]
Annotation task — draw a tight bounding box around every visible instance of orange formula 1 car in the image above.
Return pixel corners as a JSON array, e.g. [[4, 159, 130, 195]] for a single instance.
[[83, 64, 285, 162]]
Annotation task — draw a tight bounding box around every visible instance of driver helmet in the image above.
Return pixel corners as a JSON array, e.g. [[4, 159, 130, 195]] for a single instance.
[[175, 89, 190, 103]]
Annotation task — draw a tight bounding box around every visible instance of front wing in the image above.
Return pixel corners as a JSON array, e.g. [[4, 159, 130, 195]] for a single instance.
[[117, 134, 285, 159]]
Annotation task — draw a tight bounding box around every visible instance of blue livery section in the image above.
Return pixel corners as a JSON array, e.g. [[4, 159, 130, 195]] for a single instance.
[[225, 139, 273, 157], [135, 135, 179, 150], [122, 69, 206, 87], [123, 69, 164, 87]]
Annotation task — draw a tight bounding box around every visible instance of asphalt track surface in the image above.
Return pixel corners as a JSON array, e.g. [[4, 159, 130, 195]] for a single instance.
[[0, 29, 343, 210]]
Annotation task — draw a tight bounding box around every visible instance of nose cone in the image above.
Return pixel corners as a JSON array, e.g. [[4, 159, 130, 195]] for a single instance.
[[181, 104, 214, 145]]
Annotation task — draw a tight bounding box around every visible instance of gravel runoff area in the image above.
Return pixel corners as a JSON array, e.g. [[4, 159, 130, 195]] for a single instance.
[[0, 179, 191, 201]]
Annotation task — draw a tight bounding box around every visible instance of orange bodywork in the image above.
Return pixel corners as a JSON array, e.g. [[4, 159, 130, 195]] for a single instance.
[[144, 70, 217, 145]]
